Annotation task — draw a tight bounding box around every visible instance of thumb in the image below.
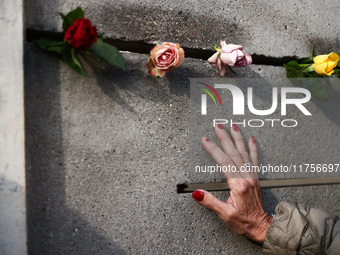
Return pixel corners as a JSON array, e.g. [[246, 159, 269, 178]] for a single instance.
[[192, 189, 228, 217]]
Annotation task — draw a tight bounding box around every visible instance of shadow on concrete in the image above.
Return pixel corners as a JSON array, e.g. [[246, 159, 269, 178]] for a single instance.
[[308, 37, 340, 58], [25, 44, 125, 254], [310, 80, 340, 127], [87, 55, 279, 114], [93, 3, 242, 49], [84, 53, 190, 113]]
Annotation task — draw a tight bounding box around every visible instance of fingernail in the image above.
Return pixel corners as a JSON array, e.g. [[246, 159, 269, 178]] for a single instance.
[[251, 136, 256, 144], [205, 138, 210, 142], [217, 124, 224, 130], [232, 124, 239, 131], [192, 190, 204, 201]]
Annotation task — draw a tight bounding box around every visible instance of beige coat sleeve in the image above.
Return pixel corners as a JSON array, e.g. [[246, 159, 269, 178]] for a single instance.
[[263, 201, 340, 255]]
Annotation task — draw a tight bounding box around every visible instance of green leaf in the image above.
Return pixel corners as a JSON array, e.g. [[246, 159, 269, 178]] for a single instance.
[[333, 68, 340, 74], [33, 38, 65, 55], [34, 40, 47, 50], [59, 12, 66, 21], [312, 45, 317, 59], [62, 45, 87, 76], [33, 38, 64, 50], [299, 57, 314, 64], [286, 60, 302, 70], [46, 46, 64, 54], [213, 44, 221, 52], [61, 7, 85, 32], [305, 72, 320, 78], [91, 38, 126, 71], [307, 79, 329, 101], [71, 49, 86, 75], [300, 64, 315, 73], [285, 69, 299, 79], [284, 64, 303, 78]]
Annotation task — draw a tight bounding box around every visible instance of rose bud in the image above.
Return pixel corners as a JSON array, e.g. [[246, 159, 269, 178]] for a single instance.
[[147, 42, 185, 77], [64, 18, 97, 50], [208, 39, 252, 76], [313, 52, 340, 76]]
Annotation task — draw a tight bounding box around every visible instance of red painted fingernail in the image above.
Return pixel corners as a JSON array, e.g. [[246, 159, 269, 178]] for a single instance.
[[205, 138, 210, 142], [217, 124, 224, 129], [192, 190, 204, 201], [251, 136, 256, 144], [232, 124, 239, 131]]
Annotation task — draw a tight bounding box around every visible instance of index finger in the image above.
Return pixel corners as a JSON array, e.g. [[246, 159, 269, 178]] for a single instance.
[[201, 137, 242, 181]]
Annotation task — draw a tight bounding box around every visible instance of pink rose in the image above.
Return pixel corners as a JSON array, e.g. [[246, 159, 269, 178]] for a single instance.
[[208, 40, 252, 76], [147, 42, 185, 77]]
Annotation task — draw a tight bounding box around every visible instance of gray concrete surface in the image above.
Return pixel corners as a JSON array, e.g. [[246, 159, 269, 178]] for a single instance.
[[25, 44, 340, 254], [26, 0, 340, 58], [0, 0, 27, 254], [21, 0, 340, 254]]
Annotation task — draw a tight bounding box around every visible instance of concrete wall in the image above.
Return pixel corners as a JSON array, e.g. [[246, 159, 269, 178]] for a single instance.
[[26, 0, 340, 58], [0, 0, 27, 254], [24, 43, 290, 255], [24, 47, 340, 254]]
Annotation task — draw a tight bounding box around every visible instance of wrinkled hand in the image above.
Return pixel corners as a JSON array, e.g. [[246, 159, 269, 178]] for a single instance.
[[192, 124, 272, 244]]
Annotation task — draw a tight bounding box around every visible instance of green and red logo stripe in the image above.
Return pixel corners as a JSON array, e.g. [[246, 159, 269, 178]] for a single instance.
[[197, 82, 222, 106]]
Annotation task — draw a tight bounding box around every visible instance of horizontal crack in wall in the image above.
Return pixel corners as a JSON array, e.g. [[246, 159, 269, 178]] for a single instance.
[[26, 29, 297, 66]]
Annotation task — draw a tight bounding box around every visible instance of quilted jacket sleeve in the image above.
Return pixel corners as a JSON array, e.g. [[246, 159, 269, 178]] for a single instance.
[[263, 201, 340, 255]]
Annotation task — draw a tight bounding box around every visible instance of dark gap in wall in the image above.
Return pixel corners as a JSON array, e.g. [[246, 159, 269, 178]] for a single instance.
[[26, 29, 298, 66]]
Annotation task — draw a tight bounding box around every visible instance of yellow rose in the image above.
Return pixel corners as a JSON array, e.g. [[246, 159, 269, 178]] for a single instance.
[[313, 52, 340, 75]]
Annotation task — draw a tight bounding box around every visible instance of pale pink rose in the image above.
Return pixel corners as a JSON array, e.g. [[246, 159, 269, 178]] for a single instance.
[[208, 40, 252, 76], [147, 42, 185, 77]]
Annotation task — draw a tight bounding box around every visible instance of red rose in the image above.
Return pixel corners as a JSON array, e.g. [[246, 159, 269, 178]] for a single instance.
[[64, 18, 97, 50]]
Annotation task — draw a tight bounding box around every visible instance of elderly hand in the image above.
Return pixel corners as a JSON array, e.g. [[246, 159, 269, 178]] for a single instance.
[[192, 124, 272, 244]]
